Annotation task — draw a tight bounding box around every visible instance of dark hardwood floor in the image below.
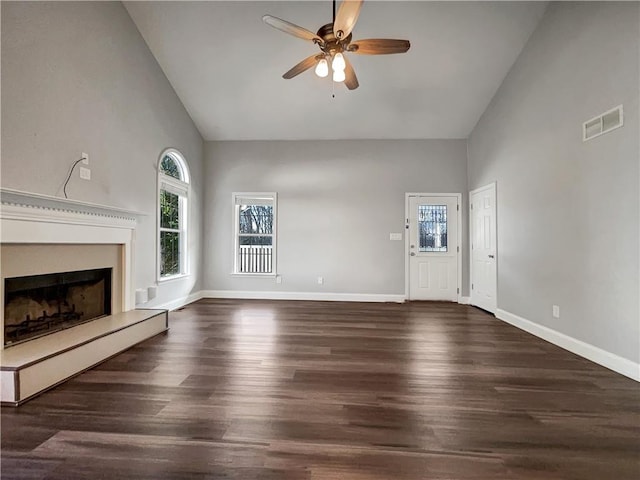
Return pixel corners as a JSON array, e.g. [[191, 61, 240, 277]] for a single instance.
[[2, 299, 639, 479]]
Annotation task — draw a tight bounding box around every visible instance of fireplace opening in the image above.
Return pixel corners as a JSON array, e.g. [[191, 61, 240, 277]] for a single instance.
[[4, 268, 112, 346]]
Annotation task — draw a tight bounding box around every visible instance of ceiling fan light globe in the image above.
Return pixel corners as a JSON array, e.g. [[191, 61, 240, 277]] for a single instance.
[[315, 58, 329, 78], [333, 69, 346, 83], [332, 53, 346, 72]]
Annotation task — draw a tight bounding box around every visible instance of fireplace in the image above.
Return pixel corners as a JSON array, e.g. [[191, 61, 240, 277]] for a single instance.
[[4, 268, 112, 346], [0, 190, 169, 406]]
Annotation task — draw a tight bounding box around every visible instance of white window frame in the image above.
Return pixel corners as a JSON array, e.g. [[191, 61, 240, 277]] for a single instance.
[[232, 192, 277, 277], [157, 149, 190, 282]]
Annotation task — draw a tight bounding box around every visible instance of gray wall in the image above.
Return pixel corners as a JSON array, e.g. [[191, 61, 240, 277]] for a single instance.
[[1, 1, 204, 307], [468, 2, 639, 363], [204, 140, 469, 296]]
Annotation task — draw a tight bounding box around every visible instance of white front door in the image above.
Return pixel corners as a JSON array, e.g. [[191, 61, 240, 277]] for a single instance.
[[407, 195, 459, 301], [470, 183, 497, 313]]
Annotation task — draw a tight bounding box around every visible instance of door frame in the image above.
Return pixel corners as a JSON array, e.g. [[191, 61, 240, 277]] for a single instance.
[[404, 193, 462, 302], [469, 182, 498, 312]]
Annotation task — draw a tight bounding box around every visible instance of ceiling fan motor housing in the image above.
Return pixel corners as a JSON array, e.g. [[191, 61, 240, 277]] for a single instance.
[[316, 23, 352, 55]]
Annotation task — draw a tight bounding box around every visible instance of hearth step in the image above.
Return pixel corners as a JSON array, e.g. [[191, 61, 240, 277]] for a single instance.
[[0, 309, 167, 406]]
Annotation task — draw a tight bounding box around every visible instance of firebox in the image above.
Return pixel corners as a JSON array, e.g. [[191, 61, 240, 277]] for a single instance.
[[4, 268, 112, 346]]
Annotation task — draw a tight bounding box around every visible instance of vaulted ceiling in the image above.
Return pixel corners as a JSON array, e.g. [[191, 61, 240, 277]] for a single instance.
[[124, 1, 547, 141]]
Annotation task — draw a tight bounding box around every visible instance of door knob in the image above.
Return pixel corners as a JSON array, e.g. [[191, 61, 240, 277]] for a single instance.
[[410, 252, 416, 256], [488, 254, 495, 259]]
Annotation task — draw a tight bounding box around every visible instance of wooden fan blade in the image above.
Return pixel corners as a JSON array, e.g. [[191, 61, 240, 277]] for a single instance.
[[263, 15, 323, 44], [349, 39, 411, 55], [343, 55, 359, 90], [283, 54, 322, 79], [334, 0, 364, 40]]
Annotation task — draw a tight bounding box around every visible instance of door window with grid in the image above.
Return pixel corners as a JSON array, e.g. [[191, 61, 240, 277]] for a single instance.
[[418, 204, 448, 252]]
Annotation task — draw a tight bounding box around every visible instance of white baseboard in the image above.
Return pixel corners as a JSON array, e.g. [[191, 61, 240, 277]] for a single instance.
[[154, 290, 205, 311], [496, 308, 640, 382], [201, 290, 405, 303], [201, 291, 471, 305]]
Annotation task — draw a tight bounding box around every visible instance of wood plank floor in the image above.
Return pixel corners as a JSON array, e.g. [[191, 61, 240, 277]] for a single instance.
[[2, 299, 639, 479]]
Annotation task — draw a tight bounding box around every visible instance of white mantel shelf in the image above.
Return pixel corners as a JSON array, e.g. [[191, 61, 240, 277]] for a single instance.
[[0, 188, 146, 227]]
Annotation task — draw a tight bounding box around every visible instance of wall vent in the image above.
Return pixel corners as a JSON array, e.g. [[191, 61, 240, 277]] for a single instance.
[[583, 105, 623, 141]]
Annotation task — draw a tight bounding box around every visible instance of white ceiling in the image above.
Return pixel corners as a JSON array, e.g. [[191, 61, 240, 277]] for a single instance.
[[124, 1, 547, 141]]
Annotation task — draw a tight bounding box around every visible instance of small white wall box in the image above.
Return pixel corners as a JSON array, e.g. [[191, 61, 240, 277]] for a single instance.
[[583, 105, 623, 141], [135, 288, 148, 304], [147, 285, 158, 300]]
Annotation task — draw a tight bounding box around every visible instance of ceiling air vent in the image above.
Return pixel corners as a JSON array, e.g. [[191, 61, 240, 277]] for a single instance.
[[583, 105, 623, 141]]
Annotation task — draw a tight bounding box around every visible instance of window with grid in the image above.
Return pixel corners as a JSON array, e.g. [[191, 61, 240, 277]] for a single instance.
[[158, 150, 189, 279], [233, 193, 277, 275], [418, 204, 448, 252]]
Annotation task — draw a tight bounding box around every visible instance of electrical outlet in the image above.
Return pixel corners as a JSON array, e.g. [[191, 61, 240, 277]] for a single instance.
[[79, 167, 91, 180], [81, 152, 89, 165], [552, 305, 560, 318], [276, 275, 282, 284], [317, 276, 324, 285]]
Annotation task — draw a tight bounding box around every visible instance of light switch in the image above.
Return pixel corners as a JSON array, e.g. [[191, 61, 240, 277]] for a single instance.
[[390, 233, 403, 241], [79, 167, 91, 180]]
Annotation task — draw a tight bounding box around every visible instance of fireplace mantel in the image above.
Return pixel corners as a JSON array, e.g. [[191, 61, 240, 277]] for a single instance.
[[0, 188, 145, 228], [1, 187, 141, 328]]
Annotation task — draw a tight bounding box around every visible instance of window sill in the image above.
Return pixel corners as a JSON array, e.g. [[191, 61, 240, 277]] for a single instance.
[[158, 273, 190, 283], [230, 272, 276, 278]]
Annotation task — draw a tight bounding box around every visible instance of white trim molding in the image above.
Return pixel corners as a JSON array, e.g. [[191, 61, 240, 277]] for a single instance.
[[496, 309, 640, 382], [1, 188, 139, 229], [202, 290, 405, 303], [159, 290, 468, 307], [154, 290, 205, 311]]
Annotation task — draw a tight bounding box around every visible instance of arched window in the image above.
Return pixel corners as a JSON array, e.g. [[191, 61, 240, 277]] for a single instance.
[[158, 149, 190, 279]]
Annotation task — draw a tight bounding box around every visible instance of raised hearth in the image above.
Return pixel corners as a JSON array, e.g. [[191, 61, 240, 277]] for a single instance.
[[0, 309, 167, 405]]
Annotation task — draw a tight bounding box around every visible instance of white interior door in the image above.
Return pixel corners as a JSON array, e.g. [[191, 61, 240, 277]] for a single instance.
[[408, 195, 459, 301], [470, 183, 497, 313]]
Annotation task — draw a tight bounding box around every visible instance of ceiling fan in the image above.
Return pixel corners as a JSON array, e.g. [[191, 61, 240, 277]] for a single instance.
[[262, 0, 410, 90]]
